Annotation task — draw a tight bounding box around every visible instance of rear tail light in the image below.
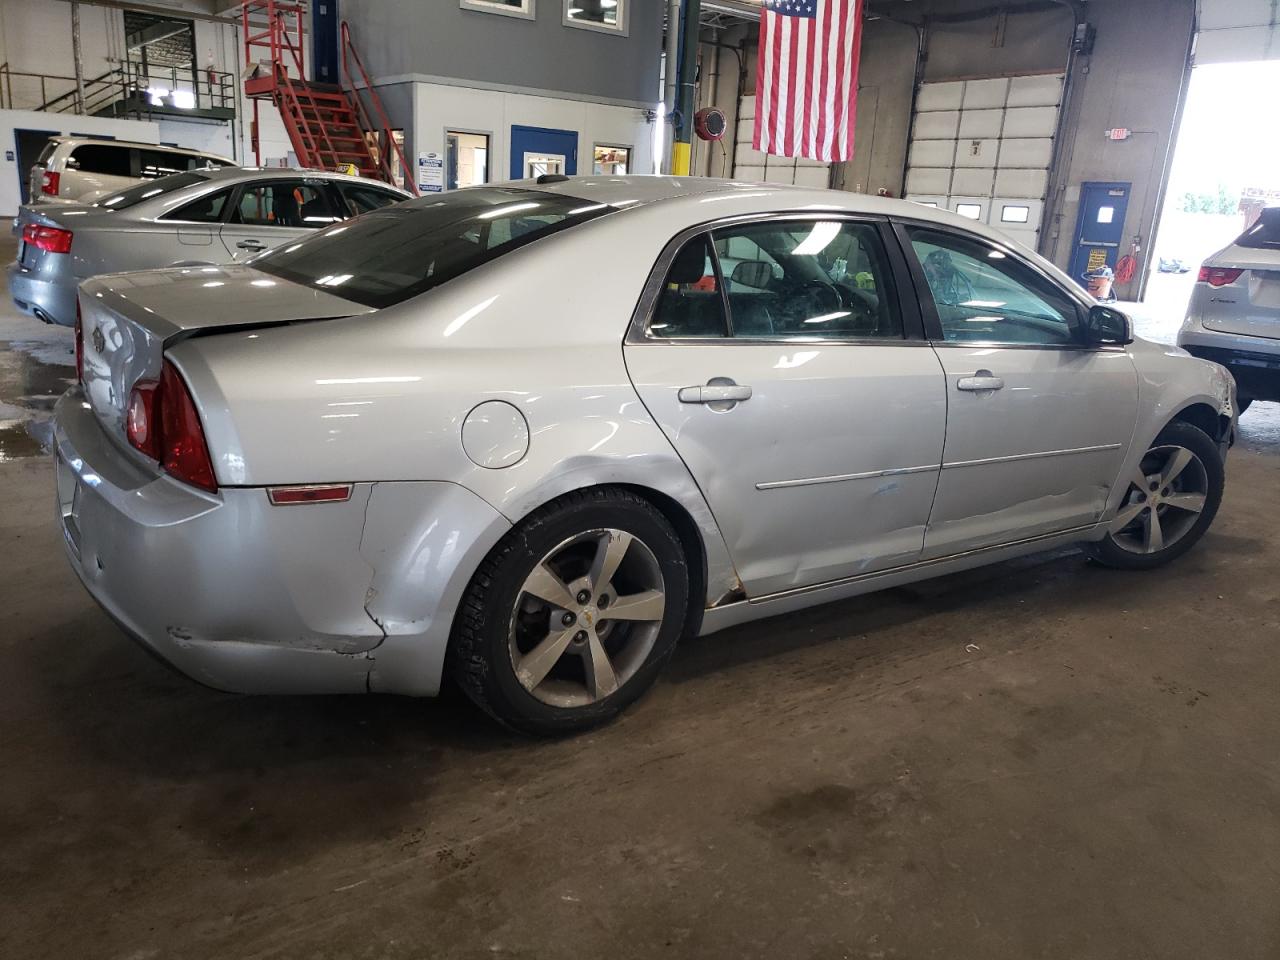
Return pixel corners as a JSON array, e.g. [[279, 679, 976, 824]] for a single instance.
[[267, 484, 354, 506], [74, 300, 84, 384], [1198, 266, 1244, 287], [125, 359, 218, 493], [40, 171, 60, 196], [21, 223, 73, 254]]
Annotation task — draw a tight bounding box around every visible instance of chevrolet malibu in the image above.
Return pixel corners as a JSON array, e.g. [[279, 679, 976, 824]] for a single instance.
[[54, 177, 1237, 735]]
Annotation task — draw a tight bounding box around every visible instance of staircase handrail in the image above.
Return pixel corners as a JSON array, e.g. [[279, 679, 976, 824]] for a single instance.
[[339, 21, 418, 195]]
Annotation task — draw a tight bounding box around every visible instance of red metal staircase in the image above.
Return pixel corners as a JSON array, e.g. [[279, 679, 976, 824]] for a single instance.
[[240, 1, 416, 194]]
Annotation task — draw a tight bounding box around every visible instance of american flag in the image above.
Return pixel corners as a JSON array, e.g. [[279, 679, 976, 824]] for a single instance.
[[752, 0, 864, 163]]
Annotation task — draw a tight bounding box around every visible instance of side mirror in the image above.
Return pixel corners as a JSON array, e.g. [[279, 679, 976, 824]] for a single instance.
[[1085, 304, 1133, 346]]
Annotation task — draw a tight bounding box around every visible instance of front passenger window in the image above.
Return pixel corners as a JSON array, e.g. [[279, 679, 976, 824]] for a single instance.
[[233, 182, 339, 228], [907, 228, 1078, 345]]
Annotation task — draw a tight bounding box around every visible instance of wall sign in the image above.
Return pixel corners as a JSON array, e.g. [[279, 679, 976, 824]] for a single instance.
[[418, 151, 445, 193], [1105, 128, 1132, 141]]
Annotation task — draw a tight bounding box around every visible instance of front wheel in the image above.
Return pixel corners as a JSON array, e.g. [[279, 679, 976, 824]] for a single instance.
[[1086, 420, 1224, 570], [449, 488, 689, 736]]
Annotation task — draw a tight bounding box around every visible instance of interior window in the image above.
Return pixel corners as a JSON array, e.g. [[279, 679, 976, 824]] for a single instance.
[[162, 188, 230, 223], [648, 235, 727, 339], [233, 181, 339, 228], [340, 185, 403, 215], [69, 144, 132, 178], [907, 227, 1078, 345], [710, 220, 903, 340]]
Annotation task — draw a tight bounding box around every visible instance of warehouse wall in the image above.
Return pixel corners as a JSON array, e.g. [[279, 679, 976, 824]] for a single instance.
[[1043, 0, 1195, 293], [341, 0, 664, 107]]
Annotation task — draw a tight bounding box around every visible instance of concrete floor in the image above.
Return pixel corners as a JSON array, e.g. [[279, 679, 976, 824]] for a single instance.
[[2, 253, 1279, 959]]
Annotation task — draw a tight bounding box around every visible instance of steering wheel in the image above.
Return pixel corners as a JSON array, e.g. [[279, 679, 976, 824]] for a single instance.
[[800, 279, 844, 316]]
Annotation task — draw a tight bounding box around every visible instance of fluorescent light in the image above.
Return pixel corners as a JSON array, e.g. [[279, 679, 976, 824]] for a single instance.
[[792, 221, 841, 257], [479, 202, 539, 219]]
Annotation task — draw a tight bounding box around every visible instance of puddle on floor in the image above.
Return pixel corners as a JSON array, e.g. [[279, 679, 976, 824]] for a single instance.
[[0, 337, 75, 461]]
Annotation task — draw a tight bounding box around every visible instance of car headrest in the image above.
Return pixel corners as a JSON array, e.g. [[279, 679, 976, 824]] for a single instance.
[[732, 260, 773, 288], [669, 241, 709, 284]]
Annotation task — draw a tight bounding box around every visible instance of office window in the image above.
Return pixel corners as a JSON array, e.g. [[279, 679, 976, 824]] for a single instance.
[[460, 0, 535, 19], [955, 203, 982, 220], [1000, 205, 1031, 224], [447, 131, 491, 189], [564, 0, 628, 35], [593, 144, 631, 175]]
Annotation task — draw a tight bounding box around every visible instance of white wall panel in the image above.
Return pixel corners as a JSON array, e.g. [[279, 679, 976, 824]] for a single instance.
[[994, 167, 1049, 198], [913, 110, 961, 139], [962, 78, 1010, 109], [958, 109, 1004, 139], [908, 138, 958, 167], [905, 167, 953, 195], [951, 167, 996, 195], [953, 138, 1000, 168], [1006, 74, 1064, 107], [915, 81, 964, 110], [998, 138, 1054, 167], [1002, 107, 1058, 138]]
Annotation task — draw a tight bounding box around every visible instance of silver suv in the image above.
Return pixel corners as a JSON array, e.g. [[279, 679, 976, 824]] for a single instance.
[[1178, 208, 1280, 414], [28, 136, 234, 206]]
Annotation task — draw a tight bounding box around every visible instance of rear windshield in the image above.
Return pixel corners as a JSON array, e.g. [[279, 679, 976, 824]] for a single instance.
[[36, 140, 58, 165], [253, 187, 611, 308], [1237, 208, 1280, 250], [96, 171, 210, 210]]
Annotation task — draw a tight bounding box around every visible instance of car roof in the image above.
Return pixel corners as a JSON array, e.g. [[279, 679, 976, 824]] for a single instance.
[[51, 135, 230, 159], [521, 174, 1018, 243], [187, 166, 412, 192]]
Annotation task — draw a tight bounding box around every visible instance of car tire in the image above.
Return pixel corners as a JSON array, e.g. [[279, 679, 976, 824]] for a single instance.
[[1086, 420, 1224, 571], [1237, 396, 1253, 416], [449, 488, 689, 736]]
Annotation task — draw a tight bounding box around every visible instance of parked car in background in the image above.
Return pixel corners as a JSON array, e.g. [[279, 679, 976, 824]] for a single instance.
[[9, 166, 410, 326], [1178, 207, 1280, 414], [1158, 257, 1191, 273], [53, 177, 1236, 735], [27, 136, 234, 206]]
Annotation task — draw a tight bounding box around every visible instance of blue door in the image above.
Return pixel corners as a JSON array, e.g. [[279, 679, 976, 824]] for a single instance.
[[509, 125, 578, 181], [1069, 181, 1131, 288]]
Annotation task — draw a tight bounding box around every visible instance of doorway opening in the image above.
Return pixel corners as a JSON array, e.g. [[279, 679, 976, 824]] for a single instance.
[[1146, 60, 1280, 339]]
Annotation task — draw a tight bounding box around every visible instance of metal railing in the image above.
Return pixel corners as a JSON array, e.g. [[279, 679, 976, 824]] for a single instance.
[[0, 61, 236, 117], [340, 22, 417, 195]]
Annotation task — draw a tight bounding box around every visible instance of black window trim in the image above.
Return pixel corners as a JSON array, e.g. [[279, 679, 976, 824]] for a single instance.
[[888, 218, 1124, 353], [628, 211, 927, 346]]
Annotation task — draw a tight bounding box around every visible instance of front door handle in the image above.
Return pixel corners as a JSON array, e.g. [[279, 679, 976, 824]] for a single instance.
[[679, 383, 752, 404], [237, 239, 267, 252], [957, 370, 1004, 392]]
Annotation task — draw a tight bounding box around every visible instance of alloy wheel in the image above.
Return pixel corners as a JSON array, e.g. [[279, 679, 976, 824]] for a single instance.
[[508, 528, 666, 708], [1108, 443, 1209, 555]]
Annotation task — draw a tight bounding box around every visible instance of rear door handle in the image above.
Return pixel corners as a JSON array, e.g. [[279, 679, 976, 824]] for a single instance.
[[957, 371, 1004, 392], [237, 239, 267, 251], [678, 383, 752, 404]]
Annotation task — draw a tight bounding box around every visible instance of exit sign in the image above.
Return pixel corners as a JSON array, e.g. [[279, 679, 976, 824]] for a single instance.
[[1105, 128, 1132, 141]]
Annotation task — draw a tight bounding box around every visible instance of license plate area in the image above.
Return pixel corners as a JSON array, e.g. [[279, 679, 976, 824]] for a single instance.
[[56, 453, 82, 556], [19, 241, 36, 269]]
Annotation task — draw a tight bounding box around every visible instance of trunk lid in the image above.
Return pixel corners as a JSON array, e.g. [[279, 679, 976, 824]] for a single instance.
[[78, 264, 376, 446], [14, 202, 99, 270], [1200, 242, 1280, 341]]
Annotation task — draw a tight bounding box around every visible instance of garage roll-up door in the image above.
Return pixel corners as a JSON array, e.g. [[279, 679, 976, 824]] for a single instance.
[[1197, 0, 1280, 64], [904, 74, 1063, 251], [732, 95, 832, 188]]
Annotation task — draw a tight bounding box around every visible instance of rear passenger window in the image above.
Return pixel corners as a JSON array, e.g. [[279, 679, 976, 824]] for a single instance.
[[139, 150, 189, 179], [648, 235, 727, 338], [70, 144, 132, 177], [232, 181, 339, 228], [341, 185, 402, 215], [162, 188, 231, 223], [711, 220, 903, 339]]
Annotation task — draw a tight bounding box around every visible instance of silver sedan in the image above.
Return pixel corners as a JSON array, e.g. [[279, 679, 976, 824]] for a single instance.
[[53, 177, 1238, 734], [9, 166, 410, 326]]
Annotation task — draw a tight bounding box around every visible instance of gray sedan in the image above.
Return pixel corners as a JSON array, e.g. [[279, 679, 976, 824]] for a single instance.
[[53, 177, 1237, 735], [9, 166, 410, 326]]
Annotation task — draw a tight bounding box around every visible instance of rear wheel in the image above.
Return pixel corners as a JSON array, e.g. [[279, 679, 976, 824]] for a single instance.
[[449, 488, 689, 736], [1086, 421, 1224, 570]]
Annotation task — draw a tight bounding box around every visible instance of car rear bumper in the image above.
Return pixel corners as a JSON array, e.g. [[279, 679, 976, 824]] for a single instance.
[[1178, 336, 1280, 403], [8, 260, 76, 326]]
